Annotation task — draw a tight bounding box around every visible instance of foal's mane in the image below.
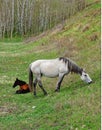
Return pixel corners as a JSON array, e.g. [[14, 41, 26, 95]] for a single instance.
[[59, 57, 82, 75], [17, 79, 27, 86]]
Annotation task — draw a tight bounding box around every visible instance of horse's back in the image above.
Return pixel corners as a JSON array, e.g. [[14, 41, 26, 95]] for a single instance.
[[30, 58, 68, 77], [31, 59, 58, 68], [30, 60, 45, 73], [40, 59, 60, 77], [31, 59, 56, 74]]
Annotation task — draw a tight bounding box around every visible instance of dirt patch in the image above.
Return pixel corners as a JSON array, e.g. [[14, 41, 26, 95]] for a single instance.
[[24, 24, 63, 44], [86, 0, 100, 8], [0, 106, 17, 115], [89, 33, 98, 41], [55, 36, 79, 58], [82, 24, 90, 32]]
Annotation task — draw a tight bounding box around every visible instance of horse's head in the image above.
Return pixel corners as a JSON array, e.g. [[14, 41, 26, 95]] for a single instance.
[[12, 78, 19, 88], [80, 70, 92, 84]]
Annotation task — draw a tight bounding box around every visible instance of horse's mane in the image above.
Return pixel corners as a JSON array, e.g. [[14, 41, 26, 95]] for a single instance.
[[59, 57, 82, 75], [17, 79, 27, 86]]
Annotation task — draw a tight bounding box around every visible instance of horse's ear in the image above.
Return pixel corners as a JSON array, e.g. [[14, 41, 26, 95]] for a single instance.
[[81, 68, 86, 71], [81, 68, 83, 71], [80, 68, 83, 75], [16, 78, 18, 80]]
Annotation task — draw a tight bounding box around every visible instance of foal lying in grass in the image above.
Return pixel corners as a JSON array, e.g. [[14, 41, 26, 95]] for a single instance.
[[12, 78, 30, 94]]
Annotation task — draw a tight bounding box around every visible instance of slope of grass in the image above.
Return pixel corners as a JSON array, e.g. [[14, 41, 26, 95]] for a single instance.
[[0, 1, 101, 130]]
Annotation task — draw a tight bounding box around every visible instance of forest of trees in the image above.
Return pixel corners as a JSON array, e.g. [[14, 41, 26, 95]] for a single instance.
[[0, 0, 86, 39]]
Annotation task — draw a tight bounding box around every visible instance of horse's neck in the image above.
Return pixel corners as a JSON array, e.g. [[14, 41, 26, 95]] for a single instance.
[[19, 81, 26, 86], [71, 63, 82, 75]]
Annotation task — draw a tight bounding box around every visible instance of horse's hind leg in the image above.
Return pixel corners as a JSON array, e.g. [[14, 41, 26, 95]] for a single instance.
[[33, 78, 37, 96], [55, 74, 65, 92], [38, 79, 47, 95]]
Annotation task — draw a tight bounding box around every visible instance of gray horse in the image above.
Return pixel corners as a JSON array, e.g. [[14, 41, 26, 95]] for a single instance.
[[29, 57, 92, 96]]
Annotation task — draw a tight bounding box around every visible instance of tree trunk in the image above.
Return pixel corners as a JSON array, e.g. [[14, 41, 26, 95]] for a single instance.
[[11, 0, 14, 39]]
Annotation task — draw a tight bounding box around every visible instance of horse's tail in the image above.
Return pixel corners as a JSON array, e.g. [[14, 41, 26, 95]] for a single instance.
[[29, 65, 33, 92]]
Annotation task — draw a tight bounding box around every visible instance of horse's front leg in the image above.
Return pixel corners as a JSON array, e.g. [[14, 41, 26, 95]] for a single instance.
[[33, 78, 37, 96], [55, 74, 65, 92]]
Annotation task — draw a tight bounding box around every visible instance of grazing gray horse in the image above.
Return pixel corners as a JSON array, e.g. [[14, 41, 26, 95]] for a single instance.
[[29, 57, 92, 96]]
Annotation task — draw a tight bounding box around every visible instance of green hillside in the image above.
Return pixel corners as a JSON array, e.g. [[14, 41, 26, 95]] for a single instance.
[[0, 1, 101, 130]]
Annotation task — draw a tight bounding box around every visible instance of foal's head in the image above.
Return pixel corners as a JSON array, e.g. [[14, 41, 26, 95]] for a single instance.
[[12, 78, 26, 88], [80, 70, 92, 84]]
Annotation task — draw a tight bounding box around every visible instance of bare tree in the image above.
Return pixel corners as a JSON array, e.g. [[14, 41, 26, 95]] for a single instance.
[[0, 0, 86, 39], [11, 0, 14, 38]]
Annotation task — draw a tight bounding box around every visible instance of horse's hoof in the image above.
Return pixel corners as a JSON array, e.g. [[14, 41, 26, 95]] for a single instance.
[[55, 89, 60, 92], [34, 93, 37, 96], [44, 92, 47, 95]]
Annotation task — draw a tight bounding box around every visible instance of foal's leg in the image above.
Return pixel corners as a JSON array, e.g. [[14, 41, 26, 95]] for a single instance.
[[37, 75, 47, 95], [55, 74, 65, 92], [33, 78, 37, 96], [15, 90, 22, 94]]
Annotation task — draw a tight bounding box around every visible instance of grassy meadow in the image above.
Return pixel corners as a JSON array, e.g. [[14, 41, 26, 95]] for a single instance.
[[0, 1, 101, 130]]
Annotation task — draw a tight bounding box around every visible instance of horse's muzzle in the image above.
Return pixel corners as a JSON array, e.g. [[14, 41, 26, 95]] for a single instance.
[[88, 81, 92, 84]]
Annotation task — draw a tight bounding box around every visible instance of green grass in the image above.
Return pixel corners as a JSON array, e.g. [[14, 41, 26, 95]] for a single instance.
[[0, 2, 101, 130], [0, 36, 23, 43]]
